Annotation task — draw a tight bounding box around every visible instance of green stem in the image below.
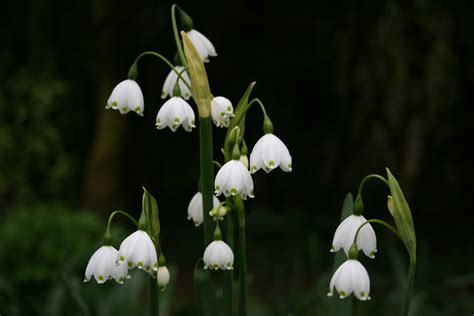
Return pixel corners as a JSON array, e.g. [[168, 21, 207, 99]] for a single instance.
[[247, 98, 268, 116], [199, 117, 214, 246], [132, 51, 191, 91], [149, 277, 159, 316], [357, 174, 389, 196], [402, 263, 416, 316], [233, 197, 247, 316], [171, 4, 187, 68], [353, 218, 401, 245], [107, 210, 139, 230], [224, 213, 234, 315]]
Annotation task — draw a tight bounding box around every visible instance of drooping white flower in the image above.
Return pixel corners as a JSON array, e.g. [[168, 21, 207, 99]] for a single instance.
[[249, 133, 292, 174], [327, 259, 371, 301], [331, 214, 377, 258], [84, 245, 129, 284], [214, 160, 254, 199], [106, 79, 144, 116], [186, 29, 217, 62], [157, 266, 170, 290], [156, 97, 196, 132], [203, 240, 234, 270], [211, 96, 234, 127], [117, 230, 158, 274], [161, 66, 192, 100], [187, 192, 220, 226]]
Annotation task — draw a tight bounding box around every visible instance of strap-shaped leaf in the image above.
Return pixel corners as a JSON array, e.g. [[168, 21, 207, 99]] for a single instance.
[[223, 82, 256, 161], [329, 193, 353, 316], [386, 168, 417, 264], [142, 187, 160, 246], [194, 260, 222, 316]]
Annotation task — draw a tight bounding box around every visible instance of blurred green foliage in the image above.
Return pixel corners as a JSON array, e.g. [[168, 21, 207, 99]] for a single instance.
[[0, 203, 102, 314], [0, 69, 72, 204]]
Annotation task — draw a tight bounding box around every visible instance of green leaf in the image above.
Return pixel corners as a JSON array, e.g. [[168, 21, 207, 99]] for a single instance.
[[329, 193, 353, 316], [194, 260, 222, 316], [386, 168, 417, 264], [223, 82, 256, 161], [142, 187, 160, 246]]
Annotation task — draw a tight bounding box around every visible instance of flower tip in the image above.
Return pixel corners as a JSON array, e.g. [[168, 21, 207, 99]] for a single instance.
[[327, 292, 333, 297]]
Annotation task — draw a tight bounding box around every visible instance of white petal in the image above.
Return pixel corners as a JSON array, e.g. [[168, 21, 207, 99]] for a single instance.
[[214, 163, 231, 195], [350, 260, 370, 300], [193, 29, 217, 57], [157, 266, 170, 288], [356, 216, 377, 258], [162, 69, 176, 98], [334, 260, 354, 298]]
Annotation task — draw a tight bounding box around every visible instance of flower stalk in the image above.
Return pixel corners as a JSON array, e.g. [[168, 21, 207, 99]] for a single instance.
[[224, 210, 235, 315]]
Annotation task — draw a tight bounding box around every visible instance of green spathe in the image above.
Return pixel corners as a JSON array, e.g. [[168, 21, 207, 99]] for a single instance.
[[142, 187, 160, 247], [386, 168, 417, 264], [181, 31, 212, 118]]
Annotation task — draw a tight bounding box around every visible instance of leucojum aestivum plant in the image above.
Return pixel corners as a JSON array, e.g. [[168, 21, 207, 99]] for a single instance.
[[83, 4, 292, 316], [83, 4, 417, 316], [328, 170, 417, 316]]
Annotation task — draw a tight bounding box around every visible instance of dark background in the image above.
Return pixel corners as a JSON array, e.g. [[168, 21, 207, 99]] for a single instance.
[[1, 0, 473, 315]]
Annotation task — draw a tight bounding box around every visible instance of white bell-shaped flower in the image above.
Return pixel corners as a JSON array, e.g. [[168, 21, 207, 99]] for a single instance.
[[186, 29, 217, 62], [161, 66, 192, 100], [214, 160, 254, 199], [106, 79, 144, 116], [156, 97, 196, 132], [157, 266, 170, 290], [211, 96, 234, 127], [249, 133, 292, 174], [187, 192, 220, 227], [203, 240, 234, 270], [327, 259, 371, 301], [118, 230, 158, 274], [84, 245, 129, 284], [331, 214, 377, 258]]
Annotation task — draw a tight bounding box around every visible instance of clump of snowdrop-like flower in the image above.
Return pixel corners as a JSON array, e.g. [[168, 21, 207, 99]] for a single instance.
[[330, 214, 377, 258], [118, 230, 158, 273], [106, 79, 144, 116], [203, 240, 234, 270], [211, 96, 234, 127], [186, 29, 217, 62], [156, 97, 196, 132], [328, 259, 371, 301], [214, 160, 254, 199], [249, 133, 292, 174], [157, 266, 171, 290], [161, 66, 192, 100], [84, 245, 129, 284], [187, 192, 220, 226]]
